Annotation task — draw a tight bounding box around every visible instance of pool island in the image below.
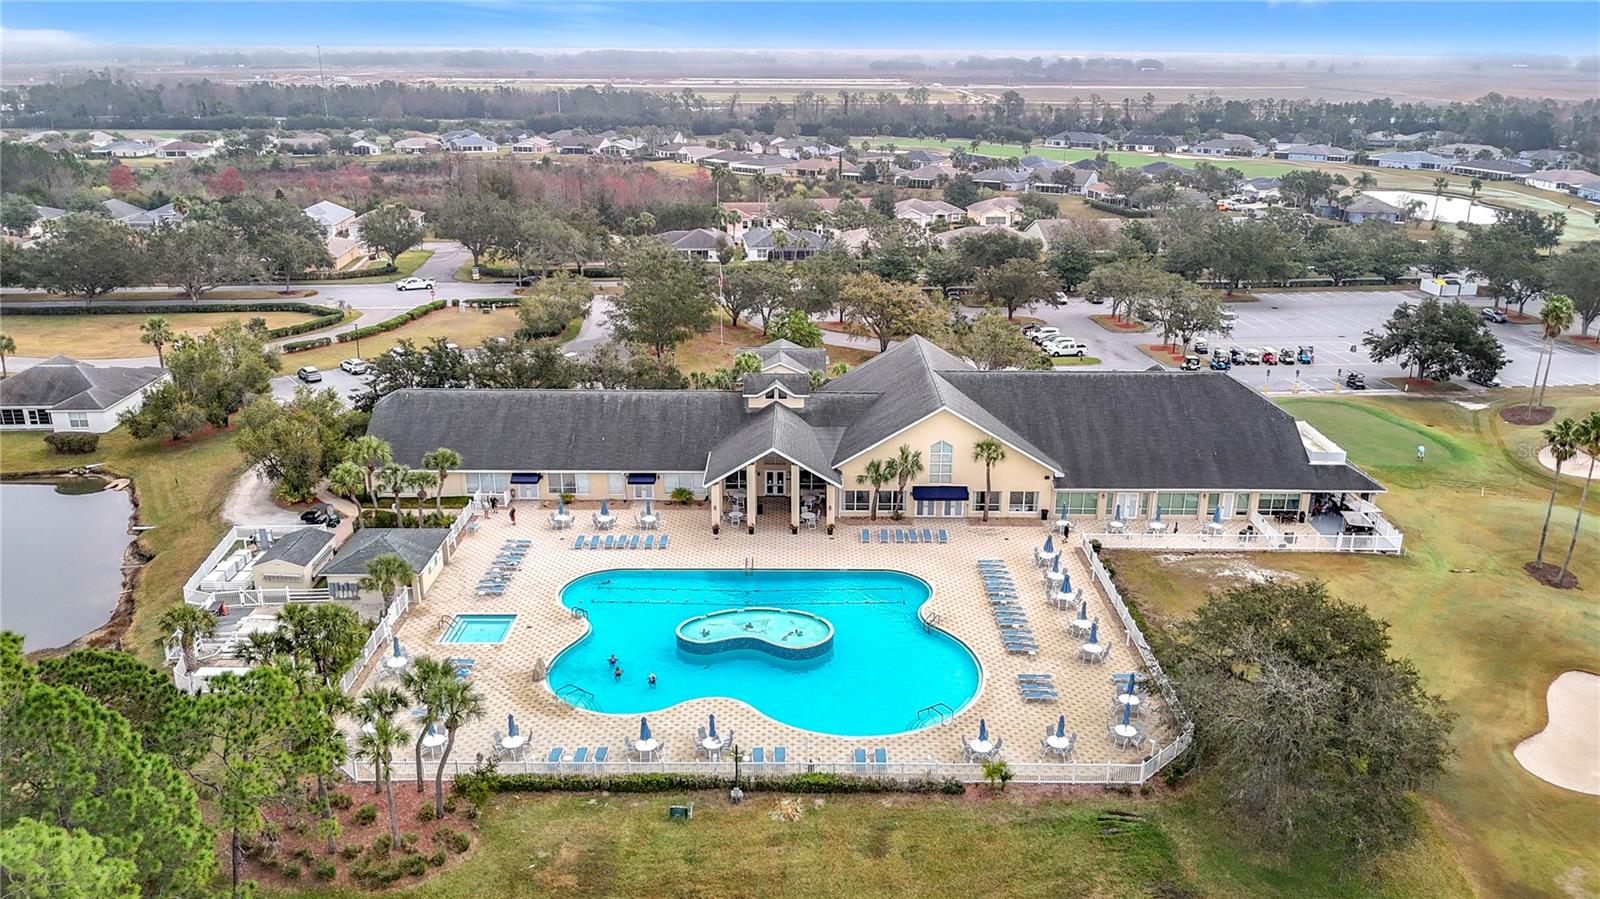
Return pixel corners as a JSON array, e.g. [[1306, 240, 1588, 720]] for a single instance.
[[676, 607, 834, 660]]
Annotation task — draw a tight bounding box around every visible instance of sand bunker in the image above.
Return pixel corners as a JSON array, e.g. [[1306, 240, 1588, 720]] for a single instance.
[[1537, 447, 1597, 479], [1514, 671, 1600, 796]]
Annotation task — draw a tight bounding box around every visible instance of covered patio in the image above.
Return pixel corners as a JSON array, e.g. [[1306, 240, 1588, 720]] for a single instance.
[[703, 402, 842, 534]]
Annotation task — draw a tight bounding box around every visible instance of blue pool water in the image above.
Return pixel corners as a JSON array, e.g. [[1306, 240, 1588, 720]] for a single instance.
[[548, 569, 980, 737], [442, 614, 516, 643]]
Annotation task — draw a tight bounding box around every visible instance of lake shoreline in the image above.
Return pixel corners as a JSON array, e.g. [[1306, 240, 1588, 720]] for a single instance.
[[1, 469, 150, 659]]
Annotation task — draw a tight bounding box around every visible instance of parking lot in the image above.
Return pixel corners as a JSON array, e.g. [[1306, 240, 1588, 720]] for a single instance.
[[270, 361, 370, 406]]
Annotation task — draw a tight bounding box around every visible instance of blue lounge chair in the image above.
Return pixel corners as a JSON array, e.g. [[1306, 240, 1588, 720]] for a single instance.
[[907, 529, 919, 544], [894, 529, 905, 544], [590, 537, 601, 550], [603, 535, 615, 549], [922, 528, 933, 543], [573, 535, 586, 549], [861, 529, 870, 543], [628, 534, 640, 549], [546, 747, 564, 769], [853, 747, 868, 770], [938, 529, 948, 543], [659, 535, 669, 549], [874, 747, 887, 768], [571, 747, 589, 765], [593, 746, 608, 765], [750, 747, 765, 765], [614, 535, 628, 550], [879, 528, 889, 543], [643, 534, 655, 549]]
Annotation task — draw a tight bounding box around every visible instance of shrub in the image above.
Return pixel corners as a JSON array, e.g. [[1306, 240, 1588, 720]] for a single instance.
[[670, 487, 695, 504], [433, 827, 471, 854], [398, 853, 428, 877], [415, 803, 438, 822], [454, 771, 936, 796], [313, 859, 337, 881], [283, 336, 333, 353], [43, 432, 99, 455], [353, 803, 378, 826], [341, 843, 362, 860], [307, 263, 399, 281], [366, 833, 392, 861], [428, 850, 447, 867], [291, 847, 313, 865], [328, 791, 354, 810], [279, 862, 301, 880], [336, 300, 445, 343], [399, 832, 420, 851]]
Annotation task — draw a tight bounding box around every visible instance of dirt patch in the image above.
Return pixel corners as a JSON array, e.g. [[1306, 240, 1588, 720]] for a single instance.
[[1453, 400, 1491, 411], [1501, 405, 1556, 426], [1524, 561, 1581, 589], [1504, 309, 1541, 324], [1149, 553, 1302, 586], [1513, 671, 1600, 796], [1089, 314, 1150, 333]]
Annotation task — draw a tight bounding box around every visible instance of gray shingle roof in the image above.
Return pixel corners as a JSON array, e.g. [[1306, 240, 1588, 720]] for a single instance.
[[750, 339, 828, 373], [257, 527, 334, 567], [657, 228, 726, 252], [0, 356, 164, 411], [740, 372, 812, 397], [320, 528, 450, 576], [704, 402, 838, 486]]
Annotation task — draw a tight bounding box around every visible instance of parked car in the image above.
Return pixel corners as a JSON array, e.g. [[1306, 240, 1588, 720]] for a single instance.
[[1278, 347, 1296, 365], [1044, 337, 1087, 357], [1219, 309, 1239, 329], [1229, 346, 1246, 365], [1030, 326, 1061, 343], [1345, 372, 1368, 390], [1297, 346, 1314, 365], [1180, 355, 1202, 371], [395, 277, 436, 291], [1468, 370, 1504, 388], [1480, 307, 1508, 324], [1192, 338, 1209, 355], [1084, 294, 1106, 304], [296, 366, 322, 383], [1051, 291, 1071, 306], [339, 358, 368, 375], [1209, 356, 1232, 371], [1259, 349, 1277, 365], [514, 274, 542, 287], [1022, 324, 1043, 336], [300, 502, 339, 526]]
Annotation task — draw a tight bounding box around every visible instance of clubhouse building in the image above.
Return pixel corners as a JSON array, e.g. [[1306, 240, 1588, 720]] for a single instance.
[[369, 338, 1397, 551]]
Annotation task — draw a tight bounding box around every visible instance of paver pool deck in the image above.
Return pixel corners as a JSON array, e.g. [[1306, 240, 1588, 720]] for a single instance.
[[349, 508, 1176, 775]]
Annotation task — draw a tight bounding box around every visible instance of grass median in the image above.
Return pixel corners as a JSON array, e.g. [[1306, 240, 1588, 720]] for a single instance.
[[1, 310, 326, 359]]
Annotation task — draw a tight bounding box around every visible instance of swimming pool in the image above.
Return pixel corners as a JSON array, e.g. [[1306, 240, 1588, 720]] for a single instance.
[[548, 569, 980, 737], [442, 614, 516, 644]]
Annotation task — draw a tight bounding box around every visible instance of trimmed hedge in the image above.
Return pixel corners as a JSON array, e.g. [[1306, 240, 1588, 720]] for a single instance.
[[477, 264, 617, 280], [0, 301, 344, 340], [1084, 198, 1153, 218], [454, 771, 966, 796], [336, 300, 446, 343], [283, 336, 334, 353], [306, 263, 398, 281], [461, 298, 522, 309], [44, 432, 100, 454]]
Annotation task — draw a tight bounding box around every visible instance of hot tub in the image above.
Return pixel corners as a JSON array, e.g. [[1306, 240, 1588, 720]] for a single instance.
[[676, 607, 834, 660]]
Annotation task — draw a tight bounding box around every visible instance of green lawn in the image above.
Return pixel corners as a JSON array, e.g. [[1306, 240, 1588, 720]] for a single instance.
[[303, 249, 434, 284], [1107, 390, 1600, 897], [0, 428, 248, 663], [0, 310, 324, 359]]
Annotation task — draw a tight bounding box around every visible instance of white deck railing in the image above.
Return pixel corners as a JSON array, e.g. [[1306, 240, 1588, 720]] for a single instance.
[[339, 586, 413, 693], [183, 524, 322, 605]]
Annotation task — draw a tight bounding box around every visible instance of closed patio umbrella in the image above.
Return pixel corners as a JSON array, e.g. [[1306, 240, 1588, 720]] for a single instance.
[[645, 498, 653, 516], [1089, 621, 1099, 645], [1125, 673, 1137, 697], [639, 717, 651, 741], [1154, 505, 1163, 522], [1061, 572, 1072, 593], [708, 713, 716, 739], [978, 719, 989, 742], [391, 636, 403, 658], [1043, 534, 1054, 554], [600, 498, 610, 516], [1056, 715, 1066, 739], [1078, 599, 1088, 619], [1113, 504, 1123, 523], [557, 496, 566, 515], [1051, 554, 1061, 573], [507, 713, 517, 738], [1212, 505, 1223, 525], [1121, 702, 1132, 727]]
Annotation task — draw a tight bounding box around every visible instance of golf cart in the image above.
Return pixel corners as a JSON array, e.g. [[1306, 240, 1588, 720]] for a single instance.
[[1209, 356, 1232, 371], [1180, 355, 1202, 371], [1297, 346, 1314, 365], [1229, 346, 1246, 365], [1345, 372, 1368, 390], [1192, 337, 1209, 355]]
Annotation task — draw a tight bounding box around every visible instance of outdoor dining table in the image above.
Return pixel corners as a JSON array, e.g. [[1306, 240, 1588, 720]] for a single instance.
[[966, 739, 994, 758], [634, 738, 660, 760], [1202, 521, 1226, 536], [725, 510, 745, 524], [1106, 520, 1127, 534], [1045, 570, 1065, 589], [1036, 550, 1059, 567], [1114, 693, 1143, 714], [1068, 616, 1093, 635], [700, 737, 724, 758], [1080, 642, 1108, 661], [594, 513, 616, 529], [1146, 521, 1169, 534], [421, 730, 448, 757], [551, 512, 574, 529], [1111, 723, 1142, 748], [640, 513, 659, 529], [500, 733, 527, 759], [1044, 734, 1074, 754], [1053, 518, 1071, 535]]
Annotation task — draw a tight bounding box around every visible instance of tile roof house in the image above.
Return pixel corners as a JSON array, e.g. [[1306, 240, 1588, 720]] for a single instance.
[[367, 337, 1390, 539], [445, 133, 499, 153], [1315, 192, 1404, 224], [894, 198, 966, 228], [1449, 159, 1533, 181], [965, 197, 1026, 227], [1523, 169, 1600, 194], [740, 228, 832, 262], [159, 140, 215, 159], [101, 199, 184, 230], [1517, 149, 1574, 167], [393, 137, 442, 154], [511, 137, 554, 154], [656, 228, 729, 260], [895, 163, 959, 189], [728, 155, 793, 176], [304, 201, 358, 237], [1271, 143, 1351, 163], [1121, 134, 1179, 153], [97, 140, 158, 158], [1189, 134, 1266, 157], [0, 355, 167, 433], [1372, 150, 1453, 171], [1045, 131, 1116, 150], [970, 168, 1033, 193]]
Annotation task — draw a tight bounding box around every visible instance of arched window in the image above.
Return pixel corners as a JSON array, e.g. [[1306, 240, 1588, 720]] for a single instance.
[[929, 441, 953, 483]]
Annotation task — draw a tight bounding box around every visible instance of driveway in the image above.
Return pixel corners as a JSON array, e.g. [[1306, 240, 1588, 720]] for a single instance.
[[271, 366, 370, 407]]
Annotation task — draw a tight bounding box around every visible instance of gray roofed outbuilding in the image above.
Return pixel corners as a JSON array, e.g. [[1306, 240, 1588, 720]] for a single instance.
[[319, 528, 450, 576], [256, 527, 334, 567]]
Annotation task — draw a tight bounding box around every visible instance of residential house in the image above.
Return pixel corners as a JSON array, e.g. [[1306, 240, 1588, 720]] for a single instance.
[[901, 149, 949, 166], [673, 144, 723, 164], [1082, 181, 1119, 203], [552, 133, 605, 155], [85, 131, 118, 149], [1518, 149, 1575, 168], [970, 168, 1033, 193], [25, 205, 66, 239], [318, 527, 451, 604], [834, 227, 875, 255], [0, 355, 167, 433], [1021, 217, 1124, 251], [1523, 169, 1600, 194], [894, 198, 966, 228], [1364, 130, 1432, 147], [1189, 135, 1266, 157], [656, 228, 729, 261], [1045, 131, 1115, 150], [444, 132, 498, 153], [1138, 161, 1187, 178], [1371, 150, 1453, 171], [729, 155, 793, 177], [249, 528, 337, 591], [367, 336, 1392, 541], [1121, 134, 1179, 153], [721, 199, 841, 238], [1272, 143, 1352, 163], [933, 224, 1009, 248], [304, 200, 358, 237], [511, 137, 554, 155], [895, 163, 960, 189], [597, 137, 647, 158], [101, 199, 183, 230], [98, 140, 158, 159], [303, 201, 366, 268], [1235, 177, 1282, 201], [349, 139, 382, 156], [784, 158, 842, 179], [1315, 192, 1403, 224], [699, 150, 753, 169], [159, 140, 215, 159], [965, 197, 1026, 228], [279, 132, 330, 155], [740, 228, 831, 262], [393, 137, 441, 154], [1433, 142, 1501, 159], [1017, 155, 1064, 172], [1449, 159, 1533, 181]]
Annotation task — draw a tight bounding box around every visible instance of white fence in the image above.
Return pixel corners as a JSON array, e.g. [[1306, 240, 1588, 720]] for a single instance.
[[1079, 512, 1402, 554], [183, 524, 325, 606], [340, 586, 413, 693]]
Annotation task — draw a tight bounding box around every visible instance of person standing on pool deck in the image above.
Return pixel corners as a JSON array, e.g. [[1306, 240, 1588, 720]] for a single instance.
[[509, 506, 517, 525]]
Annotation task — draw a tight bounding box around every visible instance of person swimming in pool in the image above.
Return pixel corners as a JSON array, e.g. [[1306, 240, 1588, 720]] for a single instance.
[[613, 666, 623, 682], [647, 673, 657, 687], [608, 653, 618, 668]]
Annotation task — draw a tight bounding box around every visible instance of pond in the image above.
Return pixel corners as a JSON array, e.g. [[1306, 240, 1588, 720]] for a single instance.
[[0, 479, 134, 652], [1361, 189, 1500, 225]]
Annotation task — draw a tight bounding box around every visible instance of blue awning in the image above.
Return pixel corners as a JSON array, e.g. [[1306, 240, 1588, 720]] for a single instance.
[[911, 485, 970, 501], [626, 473, 658, 485], [510, 473, 542, 484]]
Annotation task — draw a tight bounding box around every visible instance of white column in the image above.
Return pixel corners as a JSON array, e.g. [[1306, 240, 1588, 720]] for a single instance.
[[790, 463, 800, 531], [826, 485, 838, 528], [745, 463, 758, 532], [711, 482, 723, 530]]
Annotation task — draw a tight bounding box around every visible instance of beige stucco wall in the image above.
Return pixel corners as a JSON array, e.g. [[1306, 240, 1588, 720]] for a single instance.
[[834, 409, 1056, 518], [250, 559, 316, 591]]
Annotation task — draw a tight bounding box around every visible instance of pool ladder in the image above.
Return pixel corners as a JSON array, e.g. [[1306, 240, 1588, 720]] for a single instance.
[[554, 683, 600, 711], [743, 557, 755, 575], [920, 610, 942, 632], [908, 702, 954, 731], [437, 614, 455, 635]]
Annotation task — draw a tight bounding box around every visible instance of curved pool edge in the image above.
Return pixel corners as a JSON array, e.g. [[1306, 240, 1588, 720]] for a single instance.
[[543, 566, 987, 741]]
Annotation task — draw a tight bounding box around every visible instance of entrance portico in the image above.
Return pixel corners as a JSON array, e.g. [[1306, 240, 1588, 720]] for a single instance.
[[706, 453, 837, 534]]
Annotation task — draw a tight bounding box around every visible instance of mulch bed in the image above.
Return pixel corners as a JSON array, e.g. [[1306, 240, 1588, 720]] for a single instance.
[[1089, 314, 1150, 333], [1500, 405, 1556, 426], [1560, 334, 1600, 351], [240, 780, 477, 892], [1136, 343, 1186, 365], [1504, 310, 1541, 324], [1524, 561, 1580, 590]]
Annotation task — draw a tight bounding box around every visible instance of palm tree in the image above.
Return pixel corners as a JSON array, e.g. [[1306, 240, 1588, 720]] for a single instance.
[[1466, 177, 1483, 223], [431, 678, 487, 817], [1533, 294, 1574, 409], [328, 461, 366, 524], [0, 333, 14, 377], [1555, 411, 1600, 586], [855, 459, 891, 521], [891, 444, 924, 518], [406, 469, 438, 527], [420, 447, 462, 517], [353, 686, 408, 792], [1429, 177, 1449, 229], [360, 553, 415, 615], [1535, 418, 1580, 569], [347, 436, 393, 515], [1353, 171, 1377, 190], [356, 716, 408, 842], [377, 462, 412, 523], [972, 438, 1007, 522], [157, 603, 217, 673], [140, 316, 176, 367], [399, 656, 454, 793]]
